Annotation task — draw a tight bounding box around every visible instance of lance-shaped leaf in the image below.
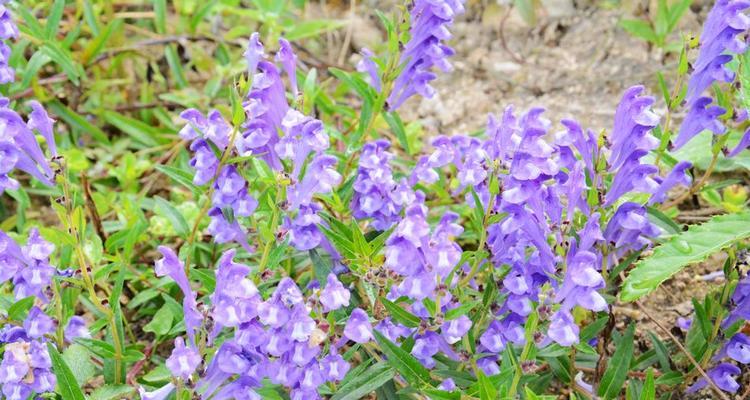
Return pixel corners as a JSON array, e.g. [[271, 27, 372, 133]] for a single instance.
[[621, 212, 750, 302]]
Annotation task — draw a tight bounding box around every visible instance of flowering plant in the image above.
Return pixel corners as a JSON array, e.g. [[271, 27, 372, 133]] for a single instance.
[[2, 0, 750, 399]]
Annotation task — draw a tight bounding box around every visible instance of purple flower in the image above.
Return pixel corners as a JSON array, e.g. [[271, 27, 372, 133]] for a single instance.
[[672, 97, 726, 150], [64, 316, 90, 341], [441, 315, 471, 344], [351, 140, 403, 230], [154, 246, 203, 343], [725, 333, 750, 363], [387, 0, 464, 110], [166, 337, 201, 380], [320, 353, 350, 381], [0, 5, 17, 40], [344, 308, 374, 343], [189, 139, 219, 185], [238, 60, 288, 170], [727, 126, 750, 157], [244, 32, 265, 77], [138, 383, 175, 400], [276, 38, 298, 98], [178, 109, 232, 150], [649, 161, 693, 204], [604, 202, 660, 253], [26, 101, 57, 157], [687, 0, 750, 105], [356, 48, 381, 91], [547, 311, 579, 347], [319, 273, 350, 312]]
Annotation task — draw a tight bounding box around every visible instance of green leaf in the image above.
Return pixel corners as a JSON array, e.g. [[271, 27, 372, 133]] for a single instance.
[[155, 196, 190, 237], [143, 304, 174, 336], [380, 297, 421, 328], [45, 0, 66, 39], [445, 300, 480, 320], [373, 329, 433, 389], [647, 206, 681, 235], [514, 0, 538, 25], [383, 112, 410, 154], [153, 0, 167, 34], [101, 110, 167, 147], [597, 323, 635, 399], [330, 362, 395, 400], [165, 44, 188, 88], [621, 212, 750, 301], [47, 100, 110, 144], [40, 43, 81, 85], [310, 249, 332, 287], [62, 344, 95, 386], [47, 342, 87, 400], [619, 19, 658, 43], [476, 369, 497, 400], [7, 296, 35, 321], [642, 369, 656, 400], [89, 385, 136, 400], [285, 20, 347, 41], [155, 165, 202, 194]]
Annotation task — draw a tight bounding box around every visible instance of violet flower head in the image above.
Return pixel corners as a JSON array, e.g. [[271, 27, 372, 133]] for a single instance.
[[166, 337, 201, 380], [344, 308, 374, 343], [64, 316, 90, 341], [154, 246, 203, 343], [23, 307, 55, 339], [727, 126, 750, 157], [244, 32, 265, 77], [189, 139, 219, 186], [351, 140, 403, 230], [387, 0, 465, 110], [238, 60, 289, 170], [725, 333, 750, 363], [0, 105, 58, 191], [276, 38, 299, 98], [319, 273, 350, 312], [357, 48, 381, 91], [26, 101, 57, 157], [687, 0, 750, 105], [672, 97, 726, 150], [547, 310, 580, 347]]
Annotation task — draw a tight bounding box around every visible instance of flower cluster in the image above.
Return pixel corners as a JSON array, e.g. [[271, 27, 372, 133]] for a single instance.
[[143, 249, 355, 400], [688, 273, 750, 393], [181, 36, 340, 254], [0, 307, 56, 400], [674, 0, 750, 149], [351, 140, 409, 230], [0, 229, 89, 400], [0, 229, 56, 301], [387, 0, 466, 110], [0, 1, 17, 84], [0, 100, 58, 194]]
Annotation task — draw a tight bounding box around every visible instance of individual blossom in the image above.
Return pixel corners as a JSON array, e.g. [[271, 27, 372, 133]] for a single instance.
[[387, 0, 466, 110], [344, 308, 374, 343], [319, 273, 350, 312], [154, 246, 202, 344], [166, 337, 201, 381], [727, 126, 750, 157], [672, 97, 726, 149], [244, 32, 265, 77], [64, 316, 90, 341], [356, 48, 381, 91], [276, 38, 299, 98]]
